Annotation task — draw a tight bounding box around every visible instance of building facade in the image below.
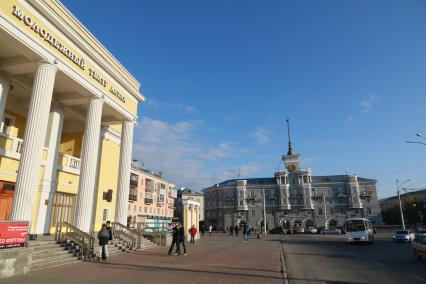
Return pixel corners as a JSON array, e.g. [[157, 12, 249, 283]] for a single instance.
[[128, 166, 177, 227], [0, 1, 143, 234], [175, 188, 204, 225], [203, 123, 382, 232]]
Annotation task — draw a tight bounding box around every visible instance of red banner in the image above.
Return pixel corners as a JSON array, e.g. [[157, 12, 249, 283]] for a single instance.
[[0, 221, 29, 249]]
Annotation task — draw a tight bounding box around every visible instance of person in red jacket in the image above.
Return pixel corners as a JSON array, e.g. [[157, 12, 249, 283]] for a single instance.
[[189, 225, 197, 244]]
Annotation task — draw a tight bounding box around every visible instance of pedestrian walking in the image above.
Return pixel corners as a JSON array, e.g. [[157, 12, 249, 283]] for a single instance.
[[97, 224, 109, 261], [168, 224, 180, 256], [230, 225, 234, 236], [209, 224, 213, 236], [243, 223, 249, 242], [176, 224, 187, 255], [189, 224, 197, 244], [200, 225, 205, 236], [234, 225, 239, 236], [106, 220, 113, 241]]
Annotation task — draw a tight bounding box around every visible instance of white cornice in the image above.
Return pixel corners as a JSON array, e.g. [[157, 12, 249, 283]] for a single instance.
[[30, 0, 144, 102]]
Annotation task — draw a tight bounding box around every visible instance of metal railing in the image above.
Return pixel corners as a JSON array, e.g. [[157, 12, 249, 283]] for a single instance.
[[55, 222, 95, 261], [136, 222, 172, 246], [111, 222, 143, 250]]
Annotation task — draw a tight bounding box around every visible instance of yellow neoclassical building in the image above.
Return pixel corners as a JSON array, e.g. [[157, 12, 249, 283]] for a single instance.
[[0, 0, 144, 235]]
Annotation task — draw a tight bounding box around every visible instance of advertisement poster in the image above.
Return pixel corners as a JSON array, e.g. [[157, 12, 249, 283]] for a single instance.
[[0, 221, 29, 249]]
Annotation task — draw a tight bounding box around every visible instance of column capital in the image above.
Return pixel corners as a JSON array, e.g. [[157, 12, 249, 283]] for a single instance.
[[37, 61, 58, 73]]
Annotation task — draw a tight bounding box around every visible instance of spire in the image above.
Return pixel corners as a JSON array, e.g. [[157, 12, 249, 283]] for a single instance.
[[286, 118, 294, 155]]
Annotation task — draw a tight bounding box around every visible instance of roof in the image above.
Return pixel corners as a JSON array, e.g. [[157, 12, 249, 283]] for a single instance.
[[179, 188, 203, 196], [207, 175, 376, 189], [217, 178, 277, 187], [312, 175, 376, 183]]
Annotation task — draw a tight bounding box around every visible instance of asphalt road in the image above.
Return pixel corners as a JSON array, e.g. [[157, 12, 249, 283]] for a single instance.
[[281, 233, 426, 284]]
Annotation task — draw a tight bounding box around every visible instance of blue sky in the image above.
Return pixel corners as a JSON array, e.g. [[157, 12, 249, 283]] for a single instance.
[[62, 0, 426, 198]]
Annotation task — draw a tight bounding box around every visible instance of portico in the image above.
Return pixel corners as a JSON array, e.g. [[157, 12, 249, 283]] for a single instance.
[[0, 0, 144, 234]]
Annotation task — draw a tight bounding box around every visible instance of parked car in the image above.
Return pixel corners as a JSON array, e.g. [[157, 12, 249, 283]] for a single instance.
[[412, 233, 426, 259], [321, 227, 342, 235], [307, 227, 318, 234], [295, 227, 305, 234], [393, 230, 415, 242]]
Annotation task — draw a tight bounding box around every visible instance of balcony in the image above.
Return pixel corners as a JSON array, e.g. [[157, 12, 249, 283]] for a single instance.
[[130, 174, 138, 187], [58, 153, 81, 175], [145, 183, 155, 192], [169, 188, 177, 198], [129, 189, 138, 201], [144, 198, 153, 204], [159, 188, 166, 196], [157, 199, 165, 206], [360, 191, 372, 198]]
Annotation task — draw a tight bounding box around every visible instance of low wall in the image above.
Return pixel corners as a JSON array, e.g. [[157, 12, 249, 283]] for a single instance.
[[0, 247, 32, 279]]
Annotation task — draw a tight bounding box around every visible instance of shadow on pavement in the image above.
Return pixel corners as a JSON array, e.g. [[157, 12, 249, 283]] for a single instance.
[[98, 261, 282, 280]]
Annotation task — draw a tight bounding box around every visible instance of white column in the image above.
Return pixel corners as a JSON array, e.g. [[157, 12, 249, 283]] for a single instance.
[[11, 62, 57, 223], [74, 98, 103, 232], [115, 120, 135, 225], [34, 104, 64, 234], [0, 72, 10, 132]]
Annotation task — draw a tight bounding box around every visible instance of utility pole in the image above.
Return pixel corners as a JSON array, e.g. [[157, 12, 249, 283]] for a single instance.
[[396, 179, 410, 230], [263, 188, 267, 235], [323, 194, 327, 229]]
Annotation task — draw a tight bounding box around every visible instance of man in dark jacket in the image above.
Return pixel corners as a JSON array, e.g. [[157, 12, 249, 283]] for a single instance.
[[106, 221, 113, 241], [98, 224, 109, 261], [176, 223, 187, 255], [168, 224, 180, 256]]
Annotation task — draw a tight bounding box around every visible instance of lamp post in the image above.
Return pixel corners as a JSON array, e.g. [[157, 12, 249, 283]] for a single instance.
[[396, 179, 410, 230], [262, 188, 267, 235], [406, 132, 426, 146]]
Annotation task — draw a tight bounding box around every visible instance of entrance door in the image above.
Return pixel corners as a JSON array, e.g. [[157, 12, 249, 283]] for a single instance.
[[49, 192, 77, 232], [0, 182, 15, 220]]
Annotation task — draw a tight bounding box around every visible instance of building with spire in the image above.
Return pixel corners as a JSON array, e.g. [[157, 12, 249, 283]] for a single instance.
[[202, 120, 382, 232]]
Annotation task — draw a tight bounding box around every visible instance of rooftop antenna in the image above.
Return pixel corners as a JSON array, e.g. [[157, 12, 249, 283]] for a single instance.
[[286, 118, 294, 155], [237, 169, 241, 179]]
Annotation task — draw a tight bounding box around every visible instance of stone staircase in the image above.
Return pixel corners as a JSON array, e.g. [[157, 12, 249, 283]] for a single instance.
[[28, 235, 157, 271], [29, 239, 79, 271]]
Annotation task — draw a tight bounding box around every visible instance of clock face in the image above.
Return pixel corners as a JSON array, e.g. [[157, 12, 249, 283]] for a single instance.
[[288, 164, 296, 172]]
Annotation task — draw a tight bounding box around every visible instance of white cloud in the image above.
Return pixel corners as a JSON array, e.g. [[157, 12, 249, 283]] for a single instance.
[[345, 116, 353, 126], [249, 127, 271, 144], [132, 117, 261, 190], [145, 99, 195, 114], [360, 94, 378, 113]]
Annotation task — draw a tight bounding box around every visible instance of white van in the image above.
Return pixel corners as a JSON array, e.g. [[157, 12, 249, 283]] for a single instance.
[[345, 218, 374, 244]]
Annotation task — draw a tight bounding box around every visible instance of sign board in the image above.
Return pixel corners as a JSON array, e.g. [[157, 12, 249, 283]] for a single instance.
[[0, 221, 29, 249]]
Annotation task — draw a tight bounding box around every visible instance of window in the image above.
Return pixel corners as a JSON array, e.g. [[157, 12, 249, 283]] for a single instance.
[[318, 209, 323, 215], [367, 208, 372, 215], [330, 208, 334, 215], [251, 210, 255, 217], [303, 176, 308, 184], [144, 207, 148, 213], [239, 200, 243, 206], [139, 206, 142, 213], [340, 208, 346, 214], [102, 208, 110, 223]]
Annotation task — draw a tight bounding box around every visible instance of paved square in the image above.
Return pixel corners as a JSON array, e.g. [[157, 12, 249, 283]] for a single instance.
[[2, 234, 283, 284]]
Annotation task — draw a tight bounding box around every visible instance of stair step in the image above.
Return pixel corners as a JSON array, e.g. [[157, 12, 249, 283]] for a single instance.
[[32, 244, 66, 251], [33, 249, 73, 257], [28, 241, 60, 248], [31, 257, 80, 271], [32, 253, 77, 264]]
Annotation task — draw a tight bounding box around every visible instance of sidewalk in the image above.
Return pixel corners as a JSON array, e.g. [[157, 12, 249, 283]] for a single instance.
[[1, 234, 283, 284]]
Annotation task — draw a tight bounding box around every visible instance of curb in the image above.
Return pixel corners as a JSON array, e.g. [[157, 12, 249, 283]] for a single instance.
[[280, 240, 289, 284]]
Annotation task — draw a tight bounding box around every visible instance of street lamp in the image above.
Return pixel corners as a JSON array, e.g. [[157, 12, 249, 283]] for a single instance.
[[406, 132, 426, 146], [396, 179, 410, 230]]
